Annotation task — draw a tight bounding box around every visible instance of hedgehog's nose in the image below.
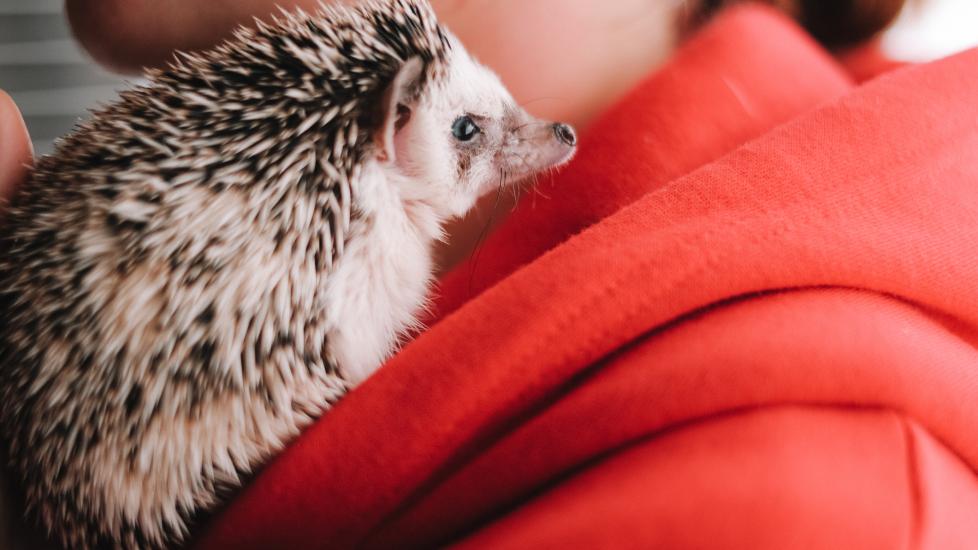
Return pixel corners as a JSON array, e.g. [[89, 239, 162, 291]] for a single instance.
[[552, 123, 577, 147]]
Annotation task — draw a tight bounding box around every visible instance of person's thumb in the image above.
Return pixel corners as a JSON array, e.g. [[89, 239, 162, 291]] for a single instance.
[[0, 90, 33, 204]]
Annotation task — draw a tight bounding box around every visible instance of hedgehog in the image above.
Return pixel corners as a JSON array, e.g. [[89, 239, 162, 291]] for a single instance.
[[0, 1, 577, 547]]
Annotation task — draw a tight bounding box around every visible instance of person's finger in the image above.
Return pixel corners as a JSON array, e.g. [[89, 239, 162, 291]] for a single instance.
[[0, 90, 33, 205]]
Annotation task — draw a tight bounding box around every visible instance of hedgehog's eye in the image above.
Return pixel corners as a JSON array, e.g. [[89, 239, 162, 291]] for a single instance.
[[451, 116, 480, 142]]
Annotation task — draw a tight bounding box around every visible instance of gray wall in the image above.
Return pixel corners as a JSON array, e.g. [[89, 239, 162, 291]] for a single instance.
[[0, 0, 129, 155]]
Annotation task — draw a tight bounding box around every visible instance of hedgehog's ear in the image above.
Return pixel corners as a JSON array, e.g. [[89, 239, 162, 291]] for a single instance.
[[376, 57, 424, 164]]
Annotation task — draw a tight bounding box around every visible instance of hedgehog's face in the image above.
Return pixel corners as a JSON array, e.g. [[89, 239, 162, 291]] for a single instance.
[[377, 49, 577, 218]]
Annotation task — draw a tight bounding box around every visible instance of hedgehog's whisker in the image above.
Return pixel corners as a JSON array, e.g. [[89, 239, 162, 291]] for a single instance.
[[531, 172, 552, 201], [519, 97, 564, 109], [509, 173, 522, 203], [467, 169, 507, 296]]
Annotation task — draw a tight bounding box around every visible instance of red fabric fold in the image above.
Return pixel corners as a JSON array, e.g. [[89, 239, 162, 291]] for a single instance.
[[198, 5, 978, 549], [454, 406, 917, 550]]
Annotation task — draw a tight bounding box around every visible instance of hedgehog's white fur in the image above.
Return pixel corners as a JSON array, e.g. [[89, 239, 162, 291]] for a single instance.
[[0, 1, 575, 548], [331, 45, 575, 383]]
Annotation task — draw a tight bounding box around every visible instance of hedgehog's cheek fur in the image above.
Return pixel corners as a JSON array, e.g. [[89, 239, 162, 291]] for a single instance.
[[382, 108, 578, 220], [376, 46, 576, 220]]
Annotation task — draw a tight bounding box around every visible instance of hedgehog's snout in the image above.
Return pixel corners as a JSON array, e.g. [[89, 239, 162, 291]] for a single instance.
[[497, 118, 577, 184], [553, 123, 577, 147], [539, 119, 577, 169]]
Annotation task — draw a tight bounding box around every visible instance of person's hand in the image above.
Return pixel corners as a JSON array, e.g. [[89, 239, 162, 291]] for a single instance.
[[0, 91, 32, 207]]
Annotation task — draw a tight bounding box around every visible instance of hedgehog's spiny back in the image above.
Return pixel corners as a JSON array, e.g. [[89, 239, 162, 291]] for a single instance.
[[0, 1, 454, 549]]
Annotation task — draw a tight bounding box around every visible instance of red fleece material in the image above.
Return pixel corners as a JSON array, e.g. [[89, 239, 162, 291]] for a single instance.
[[199, 5, 978, 549]]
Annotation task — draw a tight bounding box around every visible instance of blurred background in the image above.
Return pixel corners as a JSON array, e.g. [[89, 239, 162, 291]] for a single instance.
[[883, 0, 978, 61], [1, 0, 977, 156]]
